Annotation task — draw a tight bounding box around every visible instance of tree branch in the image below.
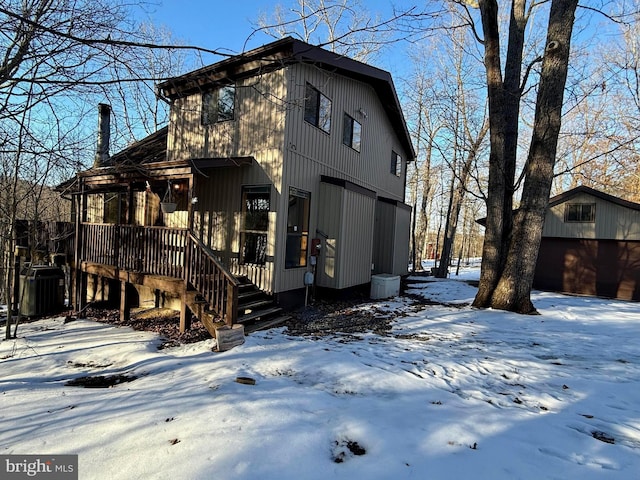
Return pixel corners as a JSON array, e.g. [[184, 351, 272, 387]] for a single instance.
[[519, 55, 543, 93], [577, 3, 638, 26], [0, 5, 232, 58], [553, 134, 640, 177]]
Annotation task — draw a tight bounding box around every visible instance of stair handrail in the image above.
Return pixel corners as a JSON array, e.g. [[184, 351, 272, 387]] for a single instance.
[[186, 232, 239, 325]]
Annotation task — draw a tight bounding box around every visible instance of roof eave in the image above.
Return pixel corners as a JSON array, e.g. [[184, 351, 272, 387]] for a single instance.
[[548, 185, 640, 211], [158, 38, 415, 160], [158, 38, 296, 99]]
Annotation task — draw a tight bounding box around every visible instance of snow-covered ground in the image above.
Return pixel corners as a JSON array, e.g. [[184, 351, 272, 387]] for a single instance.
[[1, 268, 639, 479]]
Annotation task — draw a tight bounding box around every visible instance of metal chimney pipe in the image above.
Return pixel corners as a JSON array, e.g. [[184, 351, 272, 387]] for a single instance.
[[94, 103, 111, 168]]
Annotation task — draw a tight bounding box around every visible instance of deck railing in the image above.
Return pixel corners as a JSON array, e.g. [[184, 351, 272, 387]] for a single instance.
[[82, 224, 187, 278], [186, 233, 239, 325], [81, 223, 238, 324]]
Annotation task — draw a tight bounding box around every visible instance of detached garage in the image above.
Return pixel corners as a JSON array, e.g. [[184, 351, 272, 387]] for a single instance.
[[534, 186, 640, 301]]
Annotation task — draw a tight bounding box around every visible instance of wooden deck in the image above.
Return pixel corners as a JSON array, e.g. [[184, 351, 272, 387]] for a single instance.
[[79, 223, 239, 327], [82, 224, 187, 278]]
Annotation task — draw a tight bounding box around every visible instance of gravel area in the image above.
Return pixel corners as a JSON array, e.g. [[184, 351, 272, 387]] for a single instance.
[[75, 286, 414, 346], [81, 305, 211, 348], [285, 297, 394, 336]]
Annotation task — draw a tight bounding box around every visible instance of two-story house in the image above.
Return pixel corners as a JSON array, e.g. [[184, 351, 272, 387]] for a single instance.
[[69, 37, 414, 336]]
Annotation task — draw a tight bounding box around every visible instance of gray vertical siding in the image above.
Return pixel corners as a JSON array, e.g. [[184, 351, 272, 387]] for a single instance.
[[86, 194, 103, 223], [283, 64, 410, 201], [192, 166, 278, 293], [316, 182, 343, 288], [315, 181, 375, 289], [392, 205, 411, 275], [167, 68, 288, 294], [373, 200, 411, 276], [544, 192, 640, 240], [339, 188, 376, 287], [167, 69, 287, 166], [277, 64, 410, 292], [373, 200, 394, 274], [166, 61, 411, 295]]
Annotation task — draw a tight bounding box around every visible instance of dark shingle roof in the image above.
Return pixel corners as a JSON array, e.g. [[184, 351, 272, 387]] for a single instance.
[[104, 126, 168, 166]]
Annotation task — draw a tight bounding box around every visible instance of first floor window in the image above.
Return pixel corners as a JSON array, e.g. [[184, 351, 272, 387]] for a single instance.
[[285, 187, 311, 268], [342, 113, 362, 152], [240, 185, 270, 265], [391, 150, 402, 176], [202, 84, 235, 125], [304, 83, 331, 133], [100, 192, 125, 224], [565, 203, 596, 222]]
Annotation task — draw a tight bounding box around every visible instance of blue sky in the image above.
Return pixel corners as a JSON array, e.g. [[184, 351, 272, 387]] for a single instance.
[[142, 1, 276, 56], [140, 0, 399, 66]]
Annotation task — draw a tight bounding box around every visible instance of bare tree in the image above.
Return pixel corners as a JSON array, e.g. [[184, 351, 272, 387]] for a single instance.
[[255, 0, 405, 62], [549, 24, 640, 201], [595, 3, 640, 200], [470, 0, 580, 313], [105, 23, 190, 143], [403, 45, 444, 271], [0, 0, 220, 338], [433, 25, 489, 278]]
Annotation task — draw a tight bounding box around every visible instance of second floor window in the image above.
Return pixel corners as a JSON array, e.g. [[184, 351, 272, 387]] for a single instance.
[[391, 150, 402, 176], [202, 85, 235, 125], [304, 83, 331, 133], [565, 203, 596, 222], [342, 113, 362, 152]]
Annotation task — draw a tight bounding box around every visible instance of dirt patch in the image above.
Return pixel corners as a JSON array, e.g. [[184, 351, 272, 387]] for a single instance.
[[332, 439, 367, 463], [592, 430, 615, 444], [81, 306, 211, 347], [403, 292, 469, 309], [78, 278, 462, 342], [67, 360, 113, 369], [285, 298, 393, 336], [82, 298, 394, 342], [285, 287, 467, 337], [65, 374, 138, 388]]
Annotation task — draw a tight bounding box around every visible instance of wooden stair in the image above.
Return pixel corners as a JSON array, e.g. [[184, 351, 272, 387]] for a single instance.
[[185, 276, 290, 337], [235, 276, 290, 334]]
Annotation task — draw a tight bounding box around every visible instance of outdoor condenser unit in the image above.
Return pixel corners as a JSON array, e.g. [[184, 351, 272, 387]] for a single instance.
[[370, 273, 400, 299], [19, 265, 65, 317]]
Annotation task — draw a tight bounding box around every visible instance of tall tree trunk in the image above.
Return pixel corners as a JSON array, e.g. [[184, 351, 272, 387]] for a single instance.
[[473, 0, 507, 306], [500, 0, 527, 273], [490, 0, 579, 313], [437, 174, 456, 277], [473, 0, 534, 308], [437, 181, 462, 278], [416, 154, 432, 270], [419, 192, 432, 264]]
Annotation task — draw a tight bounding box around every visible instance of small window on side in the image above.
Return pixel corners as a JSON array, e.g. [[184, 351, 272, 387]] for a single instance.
[[564, 203, 596, 223], [304, 83, 331, 133], [342, 113, 362, 152], [390, 150, 402, 176]]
